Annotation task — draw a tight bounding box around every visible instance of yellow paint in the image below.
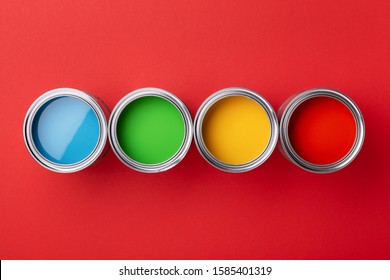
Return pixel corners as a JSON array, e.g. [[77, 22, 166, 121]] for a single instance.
[[202, 96, 271, 165]]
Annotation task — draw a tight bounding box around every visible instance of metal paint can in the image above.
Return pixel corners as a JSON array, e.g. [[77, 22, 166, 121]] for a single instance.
[[24, 88, 109, 173], [108, 87, 193, 172], [194, 87, 279, 172], [279, 88, 365, 173]]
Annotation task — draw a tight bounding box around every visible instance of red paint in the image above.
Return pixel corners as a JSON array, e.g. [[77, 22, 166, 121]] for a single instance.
[[288, 97, 357, 165]]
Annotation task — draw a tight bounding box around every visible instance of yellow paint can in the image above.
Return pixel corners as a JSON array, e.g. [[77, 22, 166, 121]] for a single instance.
[[195, 88, 278, 172]]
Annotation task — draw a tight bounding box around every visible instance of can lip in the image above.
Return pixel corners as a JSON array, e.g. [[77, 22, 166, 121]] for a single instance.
[[108, 87, 193, 173], [23, 88, 108, 173], [194, 87, 279, 173], [279, 88, 365, 173]]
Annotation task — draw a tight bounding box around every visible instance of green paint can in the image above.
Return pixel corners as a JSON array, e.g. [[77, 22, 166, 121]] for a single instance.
[[108, 88, 193, 172]]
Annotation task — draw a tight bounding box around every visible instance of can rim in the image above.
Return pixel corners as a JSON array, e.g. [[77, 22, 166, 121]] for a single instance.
[[23, 88, 108, 173], [108, 87, 193, 173], [194, 87, 279, 172], [279, 88, 365, 173]]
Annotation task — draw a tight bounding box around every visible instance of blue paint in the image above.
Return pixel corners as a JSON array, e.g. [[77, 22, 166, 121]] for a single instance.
[[32, 96, 100, 164]]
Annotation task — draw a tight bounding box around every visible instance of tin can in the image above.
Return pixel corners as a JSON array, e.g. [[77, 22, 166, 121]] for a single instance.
[[279, 88, 365, 173], [194, 87, 279, 172], [23, 88, 109, 173], [108, 87, 193, 172]]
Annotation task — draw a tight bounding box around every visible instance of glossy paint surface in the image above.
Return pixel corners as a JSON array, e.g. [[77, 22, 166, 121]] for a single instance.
[[202, 96, 271, 165], [116, 96, 185, 164], [288, 97, 357, 165], [32, 96, 100, 164]]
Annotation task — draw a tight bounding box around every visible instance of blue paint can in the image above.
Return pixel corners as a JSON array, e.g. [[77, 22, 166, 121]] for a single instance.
[[24, 88, 109, 172]]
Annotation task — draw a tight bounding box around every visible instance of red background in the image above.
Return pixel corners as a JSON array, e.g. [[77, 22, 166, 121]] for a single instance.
[[1, 0, 389, 259]]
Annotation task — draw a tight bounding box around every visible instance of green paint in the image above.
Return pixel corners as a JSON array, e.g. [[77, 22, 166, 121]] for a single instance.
[[117, 96, 185, 164]]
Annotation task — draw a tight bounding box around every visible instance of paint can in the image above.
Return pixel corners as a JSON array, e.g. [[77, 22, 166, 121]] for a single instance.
[[24, 88, 109, 172], [194, 87, 279, 172], [279, 88, 365, 173], [108, 88, 193, 172]]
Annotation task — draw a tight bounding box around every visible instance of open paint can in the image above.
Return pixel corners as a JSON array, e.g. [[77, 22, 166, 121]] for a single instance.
[[24, 88, 109, 172], [108, 88, 193, 172], [194, 87, 279, 172], [279, 88, 365, 173]]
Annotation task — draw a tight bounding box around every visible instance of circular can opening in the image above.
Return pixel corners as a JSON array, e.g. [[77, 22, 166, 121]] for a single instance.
[[279, 88, 365, 173], [108, 88, 193, 172], [24, 88, 108, 172], [195, 87, 278, 172]]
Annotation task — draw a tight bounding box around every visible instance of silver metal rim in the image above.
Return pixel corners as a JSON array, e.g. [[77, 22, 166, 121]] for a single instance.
[[194, 87, 279, 172], [279, 88, 365, 173], [23, 88, 108, 173], [108, 87, 193, 173]]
